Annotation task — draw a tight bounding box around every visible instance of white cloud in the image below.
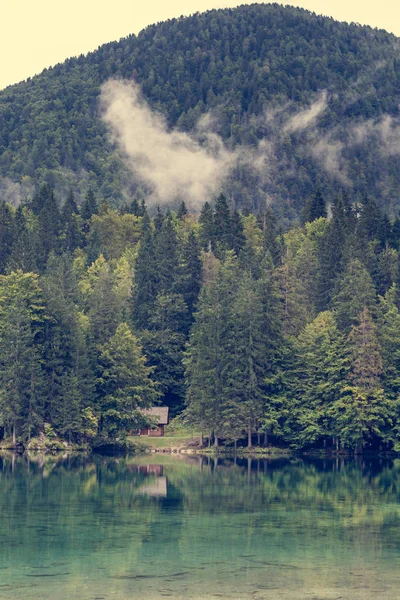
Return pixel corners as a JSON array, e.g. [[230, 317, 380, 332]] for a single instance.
[[100, 79, 237, 209]]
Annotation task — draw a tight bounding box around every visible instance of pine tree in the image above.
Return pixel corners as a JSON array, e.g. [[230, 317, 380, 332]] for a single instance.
[[0, 200, 14, 273], [262, 207, 282, 266], [332, 258, 377, 331], [377, 286, 400, 401], [132, 213, 159, 328], [185, 252, 238, 445], [9, 206, 39, 273], [316, 193, 355, 311], [198, 201, 215, 251], [61, 190, 83, 253], [140, 293, 188, 415], [331, 308, 390, 451], [230, 210, 246, 256], [36, 185, 61, 269], [226, 270, 267, 447], [303, 190, 327, 223], [290, 311, 348, 449], [98, 323, 157, 440], [155, 214, 179, 293], [213, 194, 232, 256], [176, 230, 202, 327], [81, 189, 98, 222], [0, 271, 47, 443], [177, 201, 188, 220]]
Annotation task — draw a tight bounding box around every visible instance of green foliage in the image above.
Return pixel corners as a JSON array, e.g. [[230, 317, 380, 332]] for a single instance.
[[1, 174, 400, 454]]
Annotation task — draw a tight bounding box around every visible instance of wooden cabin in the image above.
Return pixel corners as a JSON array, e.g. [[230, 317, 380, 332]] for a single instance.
[[139, 407, 169, 437]]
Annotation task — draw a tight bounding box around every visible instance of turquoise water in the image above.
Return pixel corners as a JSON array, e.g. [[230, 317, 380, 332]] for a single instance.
[[1, 453, 400, 599]]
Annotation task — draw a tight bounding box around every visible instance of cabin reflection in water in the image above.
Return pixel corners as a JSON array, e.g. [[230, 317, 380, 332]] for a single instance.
[[135, 464, 167, 497]]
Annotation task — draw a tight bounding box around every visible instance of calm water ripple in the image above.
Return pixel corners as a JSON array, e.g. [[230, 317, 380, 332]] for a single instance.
[[0, 453, 399, 599]]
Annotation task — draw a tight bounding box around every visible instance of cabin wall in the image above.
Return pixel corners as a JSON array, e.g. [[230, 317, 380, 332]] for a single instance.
[[139, 425, 165, 437]]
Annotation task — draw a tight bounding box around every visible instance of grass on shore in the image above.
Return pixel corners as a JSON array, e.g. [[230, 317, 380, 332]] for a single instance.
[[128, 434, 200, 450]]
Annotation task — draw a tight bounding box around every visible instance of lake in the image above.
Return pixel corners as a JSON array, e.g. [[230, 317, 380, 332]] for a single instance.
[[0, 452, 399, 599]]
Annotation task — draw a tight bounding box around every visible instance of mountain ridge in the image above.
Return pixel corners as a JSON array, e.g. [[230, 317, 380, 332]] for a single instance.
[[1, 3, 400, 217]]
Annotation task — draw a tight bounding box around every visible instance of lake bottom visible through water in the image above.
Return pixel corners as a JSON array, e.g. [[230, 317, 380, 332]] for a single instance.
[[0, 453, 399, 600]]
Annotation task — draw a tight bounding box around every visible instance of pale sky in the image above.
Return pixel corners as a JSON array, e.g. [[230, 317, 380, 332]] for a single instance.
[[1, 0, 400, 91]]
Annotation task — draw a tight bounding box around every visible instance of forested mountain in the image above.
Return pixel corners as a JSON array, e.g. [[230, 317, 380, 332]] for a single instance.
[[1, 4, 400, 217]]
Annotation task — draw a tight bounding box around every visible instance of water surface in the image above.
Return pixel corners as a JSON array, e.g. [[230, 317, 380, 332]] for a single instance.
[[1, 452, 400, 599]]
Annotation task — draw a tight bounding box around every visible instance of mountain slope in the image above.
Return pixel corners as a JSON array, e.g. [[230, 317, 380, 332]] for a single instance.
[[1, 3, 400, 216]]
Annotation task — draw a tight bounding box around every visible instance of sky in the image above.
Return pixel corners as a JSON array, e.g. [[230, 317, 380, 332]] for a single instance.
[[1, 0, 400, 91]]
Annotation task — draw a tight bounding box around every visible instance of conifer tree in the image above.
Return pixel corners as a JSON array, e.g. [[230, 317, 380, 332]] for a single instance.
[[0, 271, 47, 443], [0, 200, 14, 273], [155, 214, 179, 293], [176, 230, 202, 326], [303, 190, 327, 223], [61, 190, 83, 253], [81, 189, 98, 223], [332, 258, 377, 331], [331, 309, 390, 451], [226, 270, 267, 446], [185, 252, 238, 445], [98, 323, 157, 440], [290, 311, 348, 449], [177, 201, 188, 220], [377, 286, 400, 401], [140, 293, 188, 414], [213, 194, 232, 256], [198, 201, 215, 251], [8, 206, 39, 273], [230, 210, 246, 256], [132, 213, 159, 328], [262, 207, 282, 266]]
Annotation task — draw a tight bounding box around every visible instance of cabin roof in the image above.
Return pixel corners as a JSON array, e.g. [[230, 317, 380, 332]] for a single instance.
[[140, 406, 169, 425]]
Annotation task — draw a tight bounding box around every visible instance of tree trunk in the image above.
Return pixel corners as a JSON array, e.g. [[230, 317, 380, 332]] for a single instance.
[[248, 424, 252, 448], [234, 439, 237, 452], [200, 431, 204, 447], [257, 432, 261, 446], [12, 423, 16, 445], [264, 432, 268, 446], [214, 435, 219, 448]]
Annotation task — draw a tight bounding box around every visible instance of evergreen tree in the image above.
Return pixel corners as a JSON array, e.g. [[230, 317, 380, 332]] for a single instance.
[[177, 201, 188, 220], [0, 200, 14, 273], [61, 190, 83, 253], [185, 252, 238, 446], [226, 270, 267, 447], [262, 207, 282, 266], [81, 189, 98, 222], [198, 201, 215, 251], [377, 286, 400, 401], [140, 293, 188, 415], [332, 258, 377, 331], [213, 194, 232, 256], [132, 213, 159, 328], [155, 214, 179, 293], [98, 323, 157, 440], [331, 308, 390, 451], [36, 185, 61, 269], [303, 190, 327, 223], [316, 193, 355, 311], [176, 230, 202, 327], [230, 210, 246, 256], [8, 206, 39, 273], [290, 311, 348, 449], [0, 271, 47, 443]]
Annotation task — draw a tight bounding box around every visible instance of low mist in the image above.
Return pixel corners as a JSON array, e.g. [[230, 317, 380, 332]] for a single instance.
[[100, 80, 237, 210]]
